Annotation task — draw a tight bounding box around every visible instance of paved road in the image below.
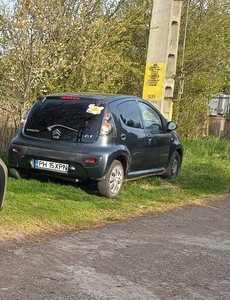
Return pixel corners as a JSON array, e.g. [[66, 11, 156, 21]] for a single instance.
[[0, 197, 230, 300]]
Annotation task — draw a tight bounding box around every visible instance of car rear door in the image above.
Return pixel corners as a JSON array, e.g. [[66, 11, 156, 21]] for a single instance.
[[110, 99, 148, 173], [138, 101, 171, 169]]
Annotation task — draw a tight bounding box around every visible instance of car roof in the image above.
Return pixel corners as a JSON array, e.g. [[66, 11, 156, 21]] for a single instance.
[[42, 92, 134, 103]]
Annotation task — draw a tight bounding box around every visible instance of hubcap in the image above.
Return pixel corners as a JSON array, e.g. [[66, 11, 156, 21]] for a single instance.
[[109, 165, 123, 194], [171, 157, 178, 175]]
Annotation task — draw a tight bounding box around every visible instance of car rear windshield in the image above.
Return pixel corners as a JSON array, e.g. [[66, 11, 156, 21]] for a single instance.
[[24, 97, 105, 143]]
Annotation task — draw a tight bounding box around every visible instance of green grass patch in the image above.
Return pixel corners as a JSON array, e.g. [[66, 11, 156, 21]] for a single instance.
[[1, 136, 230, 241]]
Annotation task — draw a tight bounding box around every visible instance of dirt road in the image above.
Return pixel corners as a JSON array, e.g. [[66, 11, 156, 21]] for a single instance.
[[0, 197, 230, 299]]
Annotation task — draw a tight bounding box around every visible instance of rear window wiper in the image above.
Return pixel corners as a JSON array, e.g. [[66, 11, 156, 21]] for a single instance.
[[47, 124, 78, 132]]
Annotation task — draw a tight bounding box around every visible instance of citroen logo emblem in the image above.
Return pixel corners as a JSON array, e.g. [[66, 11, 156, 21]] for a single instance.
[[52, 129, 61, 139]]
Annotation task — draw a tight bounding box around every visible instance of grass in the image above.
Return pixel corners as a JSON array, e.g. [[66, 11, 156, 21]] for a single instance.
[[0, 136, 230, 241]]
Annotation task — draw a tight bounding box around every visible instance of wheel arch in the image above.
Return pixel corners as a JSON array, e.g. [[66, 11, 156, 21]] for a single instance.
[[114, 155, 128, 176], [175, 147, 183, 164], [167, 146, 183, 167], [163, 147, 182, 179]]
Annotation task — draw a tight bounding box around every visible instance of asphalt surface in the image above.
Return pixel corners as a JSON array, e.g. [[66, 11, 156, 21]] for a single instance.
[[0, 197, 230, 300]]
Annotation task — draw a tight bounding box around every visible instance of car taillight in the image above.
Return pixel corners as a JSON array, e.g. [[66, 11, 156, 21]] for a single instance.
[[103, 113, 111, 121], [12, 147, 20, 153], [20, 107, 31, 127], [20, 117, 26, 127], [101, 123, 112, 135], [100, 113, 113, 135]]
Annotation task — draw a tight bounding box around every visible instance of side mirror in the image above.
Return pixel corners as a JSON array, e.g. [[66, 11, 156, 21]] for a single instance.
[[167, 121, 178, 131], [0, 159, 7, 211]]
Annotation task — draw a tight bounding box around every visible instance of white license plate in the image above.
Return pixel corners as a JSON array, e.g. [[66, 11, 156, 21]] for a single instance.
[[35, 160, 69, 173]]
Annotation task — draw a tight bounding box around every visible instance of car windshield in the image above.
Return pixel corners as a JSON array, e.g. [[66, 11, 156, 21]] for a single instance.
[[24, 98, 105, 143]]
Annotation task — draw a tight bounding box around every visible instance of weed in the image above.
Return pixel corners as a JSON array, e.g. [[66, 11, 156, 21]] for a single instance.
[[0, 137, 229, 241]]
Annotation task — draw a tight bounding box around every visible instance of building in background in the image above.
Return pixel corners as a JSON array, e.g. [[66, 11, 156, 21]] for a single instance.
[[209, 94, 230, 137]]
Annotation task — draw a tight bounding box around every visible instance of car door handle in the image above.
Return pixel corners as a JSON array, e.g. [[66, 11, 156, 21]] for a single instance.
[[147, 135, 152, 143], [121, 133, 126, 140]]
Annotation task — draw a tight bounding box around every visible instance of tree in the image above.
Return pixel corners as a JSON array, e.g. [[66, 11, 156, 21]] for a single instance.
[[0, 0, 95, 123], [175, 0, 230, 138], [0, 0, 151, 125]]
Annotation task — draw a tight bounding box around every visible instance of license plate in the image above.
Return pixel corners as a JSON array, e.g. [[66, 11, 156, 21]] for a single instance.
[[35, 160, 69, 173]]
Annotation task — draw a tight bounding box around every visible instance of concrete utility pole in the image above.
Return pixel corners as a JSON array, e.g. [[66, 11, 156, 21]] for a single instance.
[[143, 0, 182, 121]]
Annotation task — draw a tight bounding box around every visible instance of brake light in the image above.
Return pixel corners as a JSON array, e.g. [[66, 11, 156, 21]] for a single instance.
[[61, 96, 80, 100], [103, 113, 111, 121]]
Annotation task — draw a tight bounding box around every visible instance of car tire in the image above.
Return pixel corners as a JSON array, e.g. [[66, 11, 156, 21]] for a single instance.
[[0, 159, 7, 210], [162, 151, 181, 179], [9, 167, 30, 179], [97, 160, 124, 198]]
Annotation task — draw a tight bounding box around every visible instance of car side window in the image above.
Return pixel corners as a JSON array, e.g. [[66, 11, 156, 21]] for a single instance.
[[139, 102, 163, 131], [117, 100, 142, 129]]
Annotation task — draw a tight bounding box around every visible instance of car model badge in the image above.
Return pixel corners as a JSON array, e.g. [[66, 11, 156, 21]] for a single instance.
[[52, 129, 61, 139]]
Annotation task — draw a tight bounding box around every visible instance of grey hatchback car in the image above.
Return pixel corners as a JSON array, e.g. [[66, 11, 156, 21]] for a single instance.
[[8, 93, 183, 198]]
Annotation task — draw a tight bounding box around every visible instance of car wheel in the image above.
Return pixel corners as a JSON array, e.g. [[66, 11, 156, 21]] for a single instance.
[[162, 151, 181, 179], [97, 160, 124, 198], [9, 167, 30, 179]]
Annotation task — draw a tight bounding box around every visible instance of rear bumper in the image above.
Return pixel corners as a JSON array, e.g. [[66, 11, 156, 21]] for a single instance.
[[8, 140, 118, 181]]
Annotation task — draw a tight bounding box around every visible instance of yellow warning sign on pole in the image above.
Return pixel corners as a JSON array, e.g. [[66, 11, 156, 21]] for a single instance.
[[142, 62, 166, 101]]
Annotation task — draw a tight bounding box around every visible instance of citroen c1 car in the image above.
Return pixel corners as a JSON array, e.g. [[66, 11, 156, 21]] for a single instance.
[[8, 93, 183, 198]]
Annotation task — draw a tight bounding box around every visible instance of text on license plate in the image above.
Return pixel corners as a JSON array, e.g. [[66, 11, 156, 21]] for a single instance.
[[35, 160, 69, 173]]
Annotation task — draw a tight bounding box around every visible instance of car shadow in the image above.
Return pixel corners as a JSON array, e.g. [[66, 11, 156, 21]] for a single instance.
[[29, 173, 99, 197]]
